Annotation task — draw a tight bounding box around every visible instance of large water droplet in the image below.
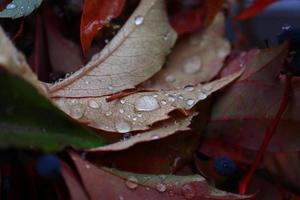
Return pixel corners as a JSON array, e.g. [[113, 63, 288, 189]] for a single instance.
[[134, 15, 144, 26], [115, 121, 131, 133], [156, 183, 167, 192], [6, 3, 16, 9], [88, 100, 100, 109], [186, 99, 195, 107], [181, 184, 196, 199], [184, 85, 194, 91], [135, 96, 160, 112], [125, 176, 138, 189], [182, 56, 202, 75]]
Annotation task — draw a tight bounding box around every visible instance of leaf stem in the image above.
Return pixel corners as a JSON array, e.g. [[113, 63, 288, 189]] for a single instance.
[[239, 74, 292, 194]]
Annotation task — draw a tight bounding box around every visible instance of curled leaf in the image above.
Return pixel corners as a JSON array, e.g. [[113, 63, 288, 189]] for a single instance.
[[0, 0, 43, 19], [49, 0, 177, 98], [54, 70, 243, 132]]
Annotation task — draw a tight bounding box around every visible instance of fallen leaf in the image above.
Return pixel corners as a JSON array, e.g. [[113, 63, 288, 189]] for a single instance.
[[49, 0, 177, 98], [53, 70, 242, 132], [144, 13, 230, 89], [206, 44, 300, 152], [89, 114, 195, 152], [80, 0, 126, 54], [236, 0, 277, 20], [68, 151, 254, 200], [0, 0, 43, 19]]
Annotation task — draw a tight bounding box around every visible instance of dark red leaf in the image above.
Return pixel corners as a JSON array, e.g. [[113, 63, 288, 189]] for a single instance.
[[80, 0, 126, 54], [236, 0, 278, 20]]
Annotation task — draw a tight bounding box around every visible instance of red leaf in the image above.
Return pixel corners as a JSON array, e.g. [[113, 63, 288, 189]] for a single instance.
[[80, 0, 126, 54], [236, 0, 278, 20]]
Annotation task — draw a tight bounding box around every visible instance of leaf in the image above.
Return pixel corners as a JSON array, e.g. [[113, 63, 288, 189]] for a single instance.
[[143, 13, 230, 89], [53, 70, 242, 132], [0, 72, 106, 152], [206, 44, 300, 152], [68, 151, 254, 200], [80, 0, 126, 54], [0, 0, 43, 19], [49, 0, 177, 98], [89, 114, 195, 152], [236, 0, 277, 20]]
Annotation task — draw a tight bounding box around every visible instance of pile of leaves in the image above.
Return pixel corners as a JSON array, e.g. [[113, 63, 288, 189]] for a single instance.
[[0, 0, 299, 199]]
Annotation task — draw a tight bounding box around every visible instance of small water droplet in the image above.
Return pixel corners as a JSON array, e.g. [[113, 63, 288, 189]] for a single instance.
[[151, 135, 160, 140], [88, 100, 100, 109], [203, 85, 212, 92], [184, 85, 194, 91], [165, 75, 175, 83], [198, 92, 207, 100], [132, 117, 137, 121], [137, 113, 143, 118], [134, 15, 144, 26], [182, 56, 202, 75], [181, 184, 196, 199], [70, 106, 85, 119], [125, 176, 138, 189], [105, 111, 112, 116], [120, 99, 126, 104], [135, 96, 160, 112], [119, 109, 125, 114], [6, 3, 16, 9], [161, 100, 167, 105], [85, 80, 90, 85], [156, 183, 167, 192], [186, 99, 195, 107], [178, 95, 184, 100], [167, 95, 176, 102], [115, 121, 131, 133]]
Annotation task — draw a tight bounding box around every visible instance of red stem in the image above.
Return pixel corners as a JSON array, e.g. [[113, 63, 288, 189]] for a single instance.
[[239, 75, 292, 194]]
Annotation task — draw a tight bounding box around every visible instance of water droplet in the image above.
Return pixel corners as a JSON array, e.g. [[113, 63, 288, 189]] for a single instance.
[[203, 85, 212, 92], [108, 85, 113, 90], [137, 113, 142, 118], [178, 95, 184, 100], [120, 99, 126, 104], [115, 121, 131, 133], [197, 92, 207, 100], [70, 106, 85, 119], [151, 135, 160, 140], [85, 80, 90, 85], [156, 183, 167, 192], [135, 96, 160, 112], [167, 95, 176, 102], [182, 56, 202, 75], [132, 117, 137, 121], [134, 15, 144, 26], [119, 109, 125, 114], [165, 75, 175, 83], [88, 100, 99, 109], [6, 3, 16, 9], [181, 184, 196, 199], [105, 111, 112, 116], [161, 100, 167, 105], [125, 176, 138, 189], [184, 85, 194, 91], [186, 99, 195, 107]]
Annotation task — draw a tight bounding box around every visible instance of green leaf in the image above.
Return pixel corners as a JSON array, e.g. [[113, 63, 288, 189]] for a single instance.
[[0, 0, 43, 19], [0, 71, 106, 152]]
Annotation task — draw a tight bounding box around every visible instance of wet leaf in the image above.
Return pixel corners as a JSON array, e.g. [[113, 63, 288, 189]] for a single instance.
[[53, 70, 242, 132], [49, 0, 177, 98], [0, 72, 105, 152], [236, 0, 277, 20], [144, 13, 230, 89], [80, 0, 126, 54], [68, 151, 254, 200], [89, 114, 195, 152], [206, 44, 300, 152], [0, 0, 43, 19]]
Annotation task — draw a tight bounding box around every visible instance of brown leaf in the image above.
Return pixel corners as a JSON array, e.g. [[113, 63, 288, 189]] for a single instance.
[[88, 114, 195, 152], [53, 70, 242, 132], [143, 13, 230, 89], [68, 151, 254, 200], [48, 0, 177, 98]]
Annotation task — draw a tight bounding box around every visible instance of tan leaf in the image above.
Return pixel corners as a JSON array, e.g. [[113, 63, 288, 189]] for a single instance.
[[48, 0, 177, 98], [53, 70, 242, 132], [0, 26, 46, 94], [143, 13, 230, 90], [88, 114, 195, 152]]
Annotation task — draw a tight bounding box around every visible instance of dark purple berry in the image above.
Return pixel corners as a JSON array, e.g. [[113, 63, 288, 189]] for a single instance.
[[36, 154, 61, 179], [213, 157, 237, 177]]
